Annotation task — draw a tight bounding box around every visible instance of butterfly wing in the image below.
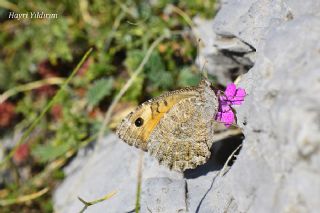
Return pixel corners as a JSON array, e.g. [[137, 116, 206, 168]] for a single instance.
[[148, 82, 218, 171], [116, 87, 200, 151], [116, 79, 218, 171]]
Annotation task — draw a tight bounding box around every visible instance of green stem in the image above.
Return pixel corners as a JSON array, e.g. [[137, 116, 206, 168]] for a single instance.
[[135, 151, 144, 213], [78, 191, 117, 213], [0, 77, 64, 104]]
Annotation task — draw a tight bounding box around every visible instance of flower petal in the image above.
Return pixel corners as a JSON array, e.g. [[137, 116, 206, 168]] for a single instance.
[[220, 104, 232, 112], [215, 84, 246, 128], [225, 83, 237, 98], [221, 110, 234, 127], [215, 110, 234, 127], [230, 88, 246, 105]]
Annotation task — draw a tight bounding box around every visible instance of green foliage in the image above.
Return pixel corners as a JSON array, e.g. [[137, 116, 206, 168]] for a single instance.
[[86, 78, 114, 106], [178, 67, 201, 87], [145, 51, 174, 90], [0, 0, 216, 211], [32, 142, 72, 163], [122, 75, 144, 102]]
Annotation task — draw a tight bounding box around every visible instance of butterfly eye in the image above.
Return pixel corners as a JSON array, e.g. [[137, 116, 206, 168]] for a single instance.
[[134, 117, 144, 127]]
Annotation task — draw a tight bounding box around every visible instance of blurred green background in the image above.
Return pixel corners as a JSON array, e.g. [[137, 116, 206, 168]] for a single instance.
[[0, 0, 216, 211]]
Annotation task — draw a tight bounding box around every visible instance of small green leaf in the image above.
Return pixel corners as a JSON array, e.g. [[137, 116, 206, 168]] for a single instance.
[[86, 78, 113, 106], [178, 67, 201, 87], [145, 51, 173, 90], [125, 50, 144, 71], [32, 143, 71, 163]]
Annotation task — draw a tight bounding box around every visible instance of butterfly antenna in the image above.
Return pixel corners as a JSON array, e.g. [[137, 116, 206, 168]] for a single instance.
[[196, 38, 209, 81], [201, 57, 208, 80]]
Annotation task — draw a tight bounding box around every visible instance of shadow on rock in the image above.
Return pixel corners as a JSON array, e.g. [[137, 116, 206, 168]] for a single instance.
[[184, 133, 244, 179]]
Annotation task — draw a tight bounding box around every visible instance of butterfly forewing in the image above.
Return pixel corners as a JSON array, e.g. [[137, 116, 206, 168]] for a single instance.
[[116, 79, 219, 171]]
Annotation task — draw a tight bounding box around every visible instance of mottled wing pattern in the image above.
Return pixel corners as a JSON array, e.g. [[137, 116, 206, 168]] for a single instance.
[[116, 87, 199, 150], [148, 81, 218, 171], [116, 80, 218, 171]]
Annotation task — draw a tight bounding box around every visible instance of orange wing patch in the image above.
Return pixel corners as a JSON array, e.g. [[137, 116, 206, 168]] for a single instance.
[[116, 89, 199, 150]]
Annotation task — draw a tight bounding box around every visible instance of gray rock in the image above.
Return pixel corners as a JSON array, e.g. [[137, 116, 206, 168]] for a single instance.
[[140, 177, 187, 213], [53, 134, 186, 213], [194, 0, 320, 212], [54, 134, 140, 213], [194, 17, 254, 85], [54, 1, 320, 212]]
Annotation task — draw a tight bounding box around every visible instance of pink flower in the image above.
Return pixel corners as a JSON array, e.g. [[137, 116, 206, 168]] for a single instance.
[[215, 83, 246, 127]]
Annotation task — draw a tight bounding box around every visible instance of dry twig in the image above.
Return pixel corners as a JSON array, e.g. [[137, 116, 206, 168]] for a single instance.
[[78, 191, 117, 213], [0, 187, 49, 206]]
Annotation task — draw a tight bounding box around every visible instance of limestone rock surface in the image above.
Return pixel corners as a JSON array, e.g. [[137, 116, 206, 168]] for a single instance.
[[54, 0, 320, 212]]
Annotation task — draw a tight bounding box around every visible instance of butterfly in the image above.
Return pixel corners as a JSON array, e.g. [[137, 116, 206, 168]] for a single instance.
[[116, 79, 219, 172]]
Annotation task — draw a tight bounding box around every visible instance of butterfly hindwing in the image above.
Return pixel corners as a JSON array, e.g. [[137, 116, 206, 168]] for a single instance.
[[116, 79, 219, 171]]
